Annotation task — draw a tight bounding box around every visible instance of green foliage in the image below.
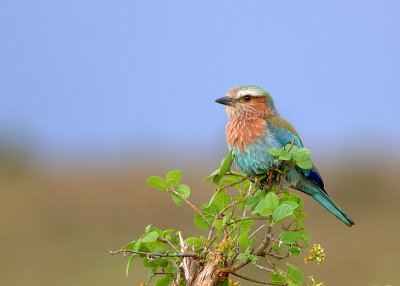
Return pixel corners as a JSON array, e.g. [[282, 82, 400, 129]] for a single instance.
[[268, 143, 313, 170], [114, 144, 325, 286]]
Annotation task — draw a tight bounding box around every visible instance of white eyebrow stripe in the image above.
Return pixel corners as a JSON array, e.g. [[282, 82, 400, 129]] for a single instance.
[[229, 89, 265, 99]]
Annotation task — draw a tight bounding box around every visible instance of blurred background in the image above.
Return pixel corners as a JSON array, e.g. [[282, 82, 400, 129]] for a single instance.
[[1, 0, 399, 285]]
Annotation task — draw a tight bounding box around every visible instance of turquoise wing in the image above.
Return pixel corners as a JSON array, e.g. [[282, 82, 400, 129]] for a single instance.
[[267, 116, 325, 191]]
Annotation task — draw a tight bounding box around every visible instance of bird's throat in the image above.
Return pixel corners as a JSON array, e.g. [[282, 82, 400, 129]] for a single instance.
[[226, 116, 267, 152]]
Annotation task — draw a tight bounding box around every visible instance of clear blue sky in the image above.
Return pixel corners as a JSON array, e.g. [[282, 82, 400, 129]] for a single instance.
[[0, 0, 399, 156]]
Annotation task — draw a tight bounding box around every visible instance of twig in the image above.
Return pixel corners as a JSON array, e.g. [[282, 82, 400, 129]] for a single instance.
[[223, 203, 236, 238], [170, 188, 211, 226], [266, 233, 282, 245], [224, 224, 239, 239], [201, 235, 218, 257], [253, 263, 276, 274], [233, 224, 272, 271], [266, 251, 290, 260], [109, 249, 199, 259], [287, 139, 296, 152], [178, 231, 192, 282], [242, 183, 253, 218], [227, 171, 255, 182], [158, 237, 180, 253], [249, 224, 265, 238], [220, 177, 246, 190], [229, 240, 240, 265], [231, 272, 284, 285], [207, 200, 237, 240], [227, 216, 269, 226]]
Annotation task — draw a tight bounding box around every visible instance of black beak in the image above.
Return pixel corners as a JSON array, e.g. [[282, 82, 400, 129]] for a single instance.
[[215, 96, 236, 106]]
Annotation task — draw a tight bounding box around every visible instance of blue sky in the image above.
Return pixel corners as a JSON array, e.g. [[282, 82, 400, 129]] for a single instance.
[[0, 0, 399, 156]]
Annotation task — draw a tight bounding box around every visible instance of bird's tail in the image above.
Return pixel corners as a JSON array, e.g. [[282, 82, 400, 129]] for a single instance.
[[306, 185, 355, 227]]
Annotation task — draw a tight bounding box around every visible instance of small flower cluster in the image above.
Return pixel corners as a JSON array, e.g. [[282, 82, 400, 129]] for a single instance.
[[305, 244, 325, 264], [308, 275, 325, 286], [218, 237, 235, 251]]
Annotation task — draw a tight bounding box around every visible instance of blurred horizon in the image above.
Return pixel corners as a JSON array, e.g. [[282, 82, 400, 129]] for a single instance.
[[1, 0, 400, 157]]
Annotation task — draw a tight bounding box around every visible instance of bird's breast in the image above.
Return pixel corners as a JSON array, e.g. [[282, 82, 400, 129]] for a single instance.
[[226, 117, 268, 152]]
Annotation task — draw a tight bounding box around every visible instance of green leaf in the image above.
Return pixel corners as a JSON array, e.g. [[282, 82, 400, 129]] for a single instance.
[[298, 230, 311, 244], [252, 198, 266, 215], [165, 170, 182, 187], [125, 255, 136, 276], [295, 158, 312, 169], [201, 204, 219, 219], [286, 144, 299, 152], [214, 219, 223, 230], [204, 168, 220, 182], [279, 150, 292, 161], [237, 220, 254, 234], [212, 173, 222, 185], [122, 241, 135, 251], [219, 176, 243, 187], [268, 148, 282, 156], [248, 254, 259, 263], [155, 276, 172, 286], [237, 233, 250, 250], [219, 150, 234, 177], [295, 213, 307, 229], [280, 231, 299, 244], [142, 257, 156, 268], [209, 190, 231, 211], [287, 263, 304, 284], [272, 204, 293, 223], [171, 193, 183, 206], [175, 184, 190, 198], [269, 273, 286, 283], [142, 231, 159, 243], [162, 229, 173, 240], [237, 253, 248, 261], [194, 213, 210, 230], [265, 192, 279, 211], [146, 176, 166, 191], [145, 224, 152, 233], [288, 246, 301, 257], [185, 237, 204, 251], [281, 201, 298, 210], [293, 148, 312, 169], [246, 196, 260, 209]]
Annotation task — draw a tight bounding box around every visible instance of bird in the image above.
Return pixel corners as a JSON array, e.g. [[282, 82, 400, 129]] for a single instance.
[[215, 85, 354, 226]]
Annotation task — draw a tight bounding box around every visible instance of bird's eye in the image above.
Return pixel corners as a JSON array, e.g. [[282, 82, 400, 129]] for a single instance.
[[243, 95, 252, 101]]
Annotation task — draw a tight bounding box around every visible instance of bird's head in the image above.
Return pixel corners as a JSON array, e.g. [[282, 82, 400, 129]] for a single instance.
[[215, 85, 276, 119]]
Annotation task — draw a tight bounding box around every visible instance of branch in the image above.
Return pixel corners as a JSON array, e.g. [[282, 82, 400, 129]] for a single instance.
[[227, 216, 269, 226], [253, 263, 276, 274], [207, 200, 237, 240], [241, 183, 253, 218], [249, 224, 266, 238], [233, 224, 272, 271], [178, 231, 192, 282], [266, 250, 290, 260], [170, 188, 212, 226], [231, 272, 285, 285], [109, 249, 200, 259], [227, 171, 255, 182], [158, 237, 180, 253], [219, 177, 246, 190]]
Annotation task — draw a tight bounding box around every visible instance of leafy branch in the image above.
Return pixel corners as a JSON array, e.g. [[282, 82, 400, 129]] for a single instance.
[[111, 146, 326, 286]]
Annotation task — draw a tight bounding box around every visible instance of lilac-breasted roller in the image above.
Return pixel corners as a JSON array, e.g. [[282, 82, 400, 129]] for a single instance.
[[215, 85, 354, 226]]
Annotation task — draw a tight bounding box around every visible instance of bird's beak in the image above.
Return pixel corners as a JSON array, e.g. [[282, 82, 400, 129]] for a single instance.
[[215, 96, 236, 106]]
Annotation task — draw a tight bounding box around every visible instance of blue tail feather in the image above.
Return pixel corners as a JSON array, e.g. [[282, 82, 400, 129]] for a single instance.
[[307, 185, 354, 227]]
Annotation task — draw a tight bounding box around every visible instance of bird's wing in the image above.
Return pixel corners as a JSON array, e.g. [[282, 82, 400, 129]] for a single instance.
[[267, 115, 325, 190], [267, 115, 303, 147]]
